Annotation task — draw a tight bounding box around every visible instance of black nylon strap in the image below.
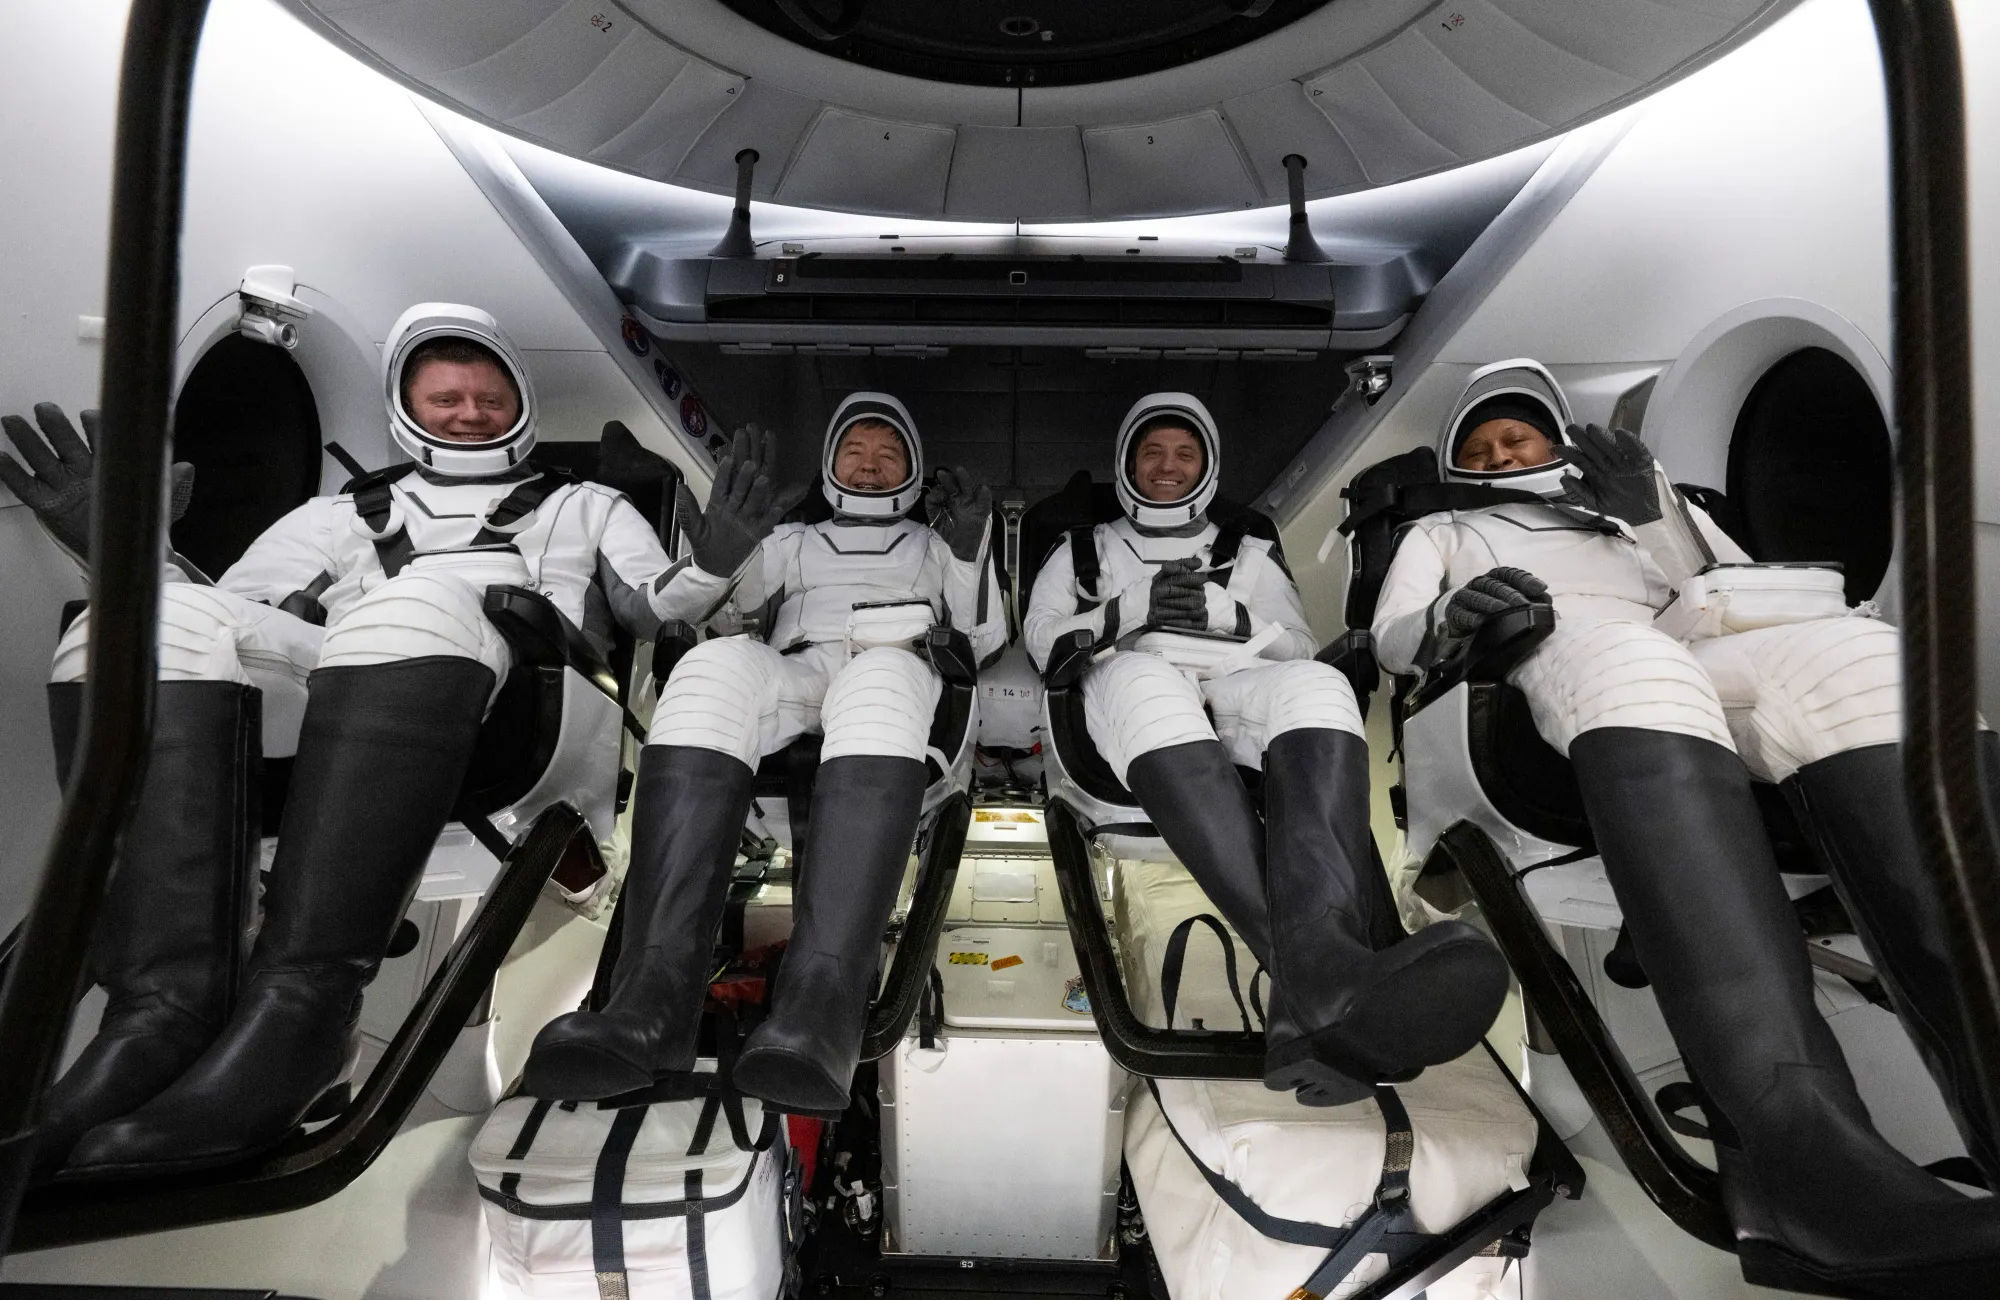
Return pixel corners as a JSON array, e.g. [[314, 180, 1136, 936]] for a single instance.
[[1161, 914, 1250, 1032], [1068, 526, 1101, 611], [471, 468, 574, 547], [1338, 481, 1623, 539], [591, 1107, 648, 1297], [479, 1150, 764, 1221], [684, 1169, 711, 1300], [500, 1097, 557, 1200], [688, 1095, 721, 1156], [352, 472, 418, 579]]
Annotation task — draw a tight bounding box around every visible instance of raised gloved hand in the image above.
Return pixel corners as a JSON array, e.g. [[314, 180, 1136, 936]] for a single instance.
[[923, 465, 993, 562], [1556, 423, 1661, 526], [0, 403, 195, 561], [672, 424, 805, 577], [1437, 567, 1551, 656]]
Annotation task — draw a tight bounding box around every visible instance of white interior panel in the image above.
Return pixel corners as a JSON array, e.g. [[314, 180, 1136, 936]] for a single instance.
[[326, 0, 563, 79], [776, 110, 956, 216], [944, 126, 1091, 221], [1219, 81, 1370, 200], [1305, 62, 1463, 183], [1425, 1, 1640, 129], [1491, 0, 1737, 80], [428, 0, 632, 124], [592, 59, 744, 178], [507, 25, 688, 152], [673, 80, 824, 196], [1352, 26, 1552, 159], [1082, 112, 1259, 217]]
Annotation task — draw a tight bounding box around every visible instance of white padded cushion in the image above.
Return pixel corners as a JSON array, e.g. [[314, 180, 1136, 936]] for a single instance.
[[1113, 855, 1538, 1299]]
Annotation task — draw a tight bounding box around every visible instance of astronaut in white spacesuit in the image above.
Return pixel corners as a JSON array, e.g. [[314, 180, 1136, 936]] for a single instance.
[[1024, 393, 1507, 1107], [523, 392, 1004, 1115], [3, 304, 691, 1175], [1372, 360, 2000, 1296]]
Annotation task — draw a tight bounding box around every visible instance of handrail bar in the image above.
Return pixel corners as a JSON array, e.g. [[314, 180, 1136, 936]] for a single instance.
[[1867, 0, 2000, 1153], [0, 0, 211, 1254]]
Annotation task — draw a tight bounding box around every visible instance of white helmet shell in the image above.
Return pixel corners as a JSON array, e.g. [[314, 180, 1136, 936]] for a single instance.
[[384, 303, 537, 477], [822, 392, 923, 519], [1439, 359, 1576, 497], [1115, 392, 1220, 528]]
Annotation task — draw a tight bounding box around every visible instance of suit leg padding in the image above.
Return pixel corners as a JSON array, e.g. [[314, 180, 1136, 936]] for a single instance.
[[1510, 617, 1733, 756], [650, 636, 814, 767], [819, 647, 940, 763], [1204, 659, 1365, 769], [1082, 651, 1212, 785], [317, 571, 511, 684], [1691, 617, 1901, 782]]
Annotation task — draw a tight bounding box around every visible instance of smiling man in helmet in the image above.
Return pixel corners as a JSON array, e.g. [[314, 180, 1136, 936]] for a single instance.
[[1372, 359, 2000, 1297], [1023, 393, 1508, 1108], [4, 304, 699, 1175], [523, 392, 1005, 1115]]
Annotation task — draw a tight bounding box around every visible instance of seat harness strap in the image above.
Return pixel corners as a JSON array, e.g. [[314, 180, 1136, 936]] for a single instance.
[[351, 464, 576, 578]]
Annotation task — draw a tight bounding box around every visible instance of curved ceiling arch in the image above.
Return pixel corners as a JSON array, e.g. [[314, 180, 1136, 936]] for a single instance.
[[279, 0, 1801, 223]]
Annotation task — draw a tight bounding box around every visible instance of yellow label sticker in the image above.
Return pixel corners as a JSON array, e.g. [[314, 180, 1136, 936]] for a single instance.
[[990, 955, 1023, 971], [948, 952, 989, 965]]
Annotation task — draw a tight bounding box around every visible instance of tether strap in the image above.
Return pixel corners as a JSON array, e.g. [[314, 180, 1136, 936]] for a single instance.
[[1143, 1078, 1424, 1300], [1161, 914, 1251, 1032], [591, 1106, 648, 1300]]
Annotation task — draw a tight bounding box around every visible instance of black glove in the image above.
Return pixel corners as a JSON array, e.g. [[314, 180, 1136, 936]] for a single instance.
[[1439, 566, 1551, 649], [923, 465, 993, 562], [1556, 423, 1661, 526], [672, 424, 805, 577], [0, 403, 195, 560], [1145, 557, 1208, 632]]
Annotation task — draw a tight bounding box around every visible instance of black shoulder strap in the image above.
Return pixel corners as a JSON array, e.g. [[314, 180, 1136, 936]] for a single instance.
[[471, 465, 577, 547], [1339, 481, 1621, 538], [1068, 526, 1102, 612], [349, 463, 419, 578]]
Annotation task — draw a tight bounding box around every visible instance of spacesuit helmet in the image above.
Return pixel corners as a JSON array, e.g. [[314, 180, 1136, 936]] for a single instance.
[[384, 303, 537, 477], [822, 392, 924, 519], [1114, 392, 1220, 528], [1440, 359, 1575, 498]]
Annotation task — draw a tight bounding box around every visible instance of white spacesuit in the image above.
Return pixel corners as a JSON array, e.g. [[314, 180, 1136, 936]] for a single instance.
[[1024, 393, 1507, 1107], [524, 393, 1003, 1115], [9, 303, 684, 1176], [1371, 360, 2000, 1295]]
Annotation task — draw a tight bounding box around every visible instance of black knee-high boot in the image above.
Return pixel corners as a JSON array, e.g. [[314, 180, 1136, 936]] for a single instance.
[[34, 680, 259, 1174], [1572, 727, 2000, 1299], [733, 755, 926, 1115], [1785, 737, 2000, 1187], [66, 657, 494, 1174], [1127, 737, 1507, 1106], [522, 745, 757, 1101]]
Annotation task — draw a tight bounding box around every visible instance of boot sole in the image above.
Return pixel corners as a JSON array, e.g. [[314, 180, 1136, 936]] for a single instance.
[[520, 1040, 656, 1102], [732, 1044, 850, 1117], [1271, 930, 1509, 1091], [1737, 1239, 2000, 1300]]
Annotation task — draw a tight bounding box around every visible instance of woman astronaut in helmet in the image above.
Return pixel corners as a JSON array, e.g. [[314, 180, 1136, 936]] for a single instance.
[[1372, 359, 2000, 1297], [2, 304, 696, 1176], [1023, 393, 1509, 1108], [524, 393, 1005, 1116]]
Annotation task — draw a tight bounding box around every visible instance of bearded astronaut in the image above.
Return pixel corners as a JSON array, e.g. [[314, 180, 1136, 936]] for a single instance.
[[1023, 393, 1508, 1106], [1372, 359, 2000, 1295], [523, 393, 1004, 1115], [2, 304, 690, 1175]]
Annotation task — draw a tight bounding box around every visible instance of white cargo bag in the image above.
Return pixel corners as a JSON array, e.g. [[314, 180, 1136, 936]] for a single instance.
[[471, 1087, 790, 1300], [1653, 563, 1850, 642], [1112, 857, 1538, 1299]]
